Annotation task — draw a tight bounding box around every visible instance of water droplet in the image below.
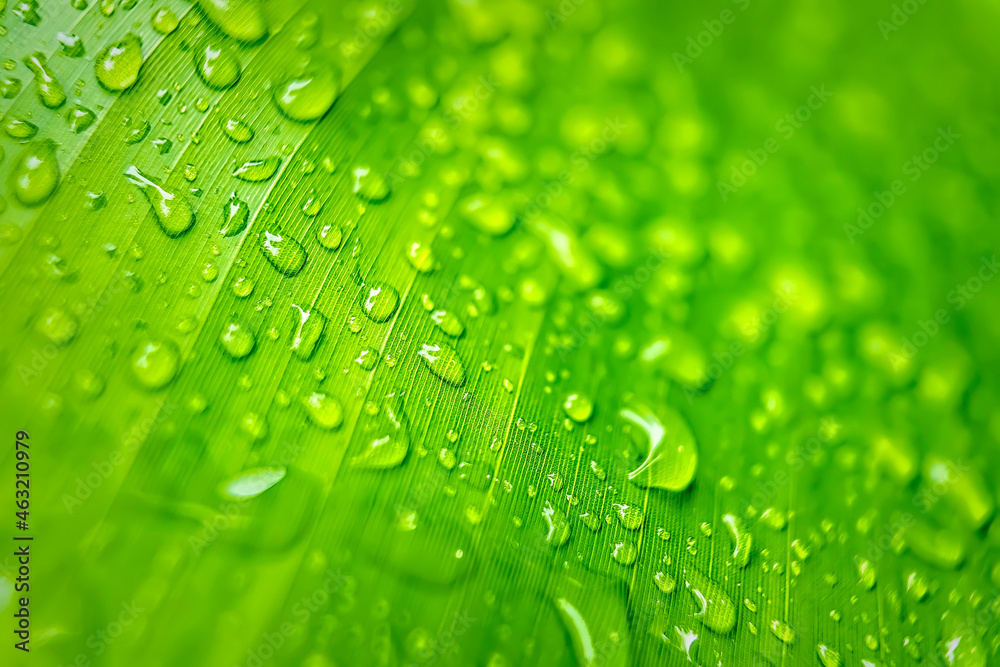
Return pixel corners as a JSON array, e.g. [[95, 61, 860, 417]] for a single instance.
[[219, 321, 255, 359], [240, 411, 268, 439], [856, 556, 877, 590], [196, 0, 267, 43], [195, 42, 241, 89], [553, 598, 596, 666], [405, 241, 435, 272], [769, 619, 795, 644], [125, 119, 150, 144], [621, 405, 698, 491], [901, 521, 965, 570], [231, 276, 254, 297], [817, 644, 842, 667], [530, 213, 604, 291], [35, 306, 78, 345], [220, 467, 285, 500], [151, 7, 179, 34], [612, 503, 644, 530], [300, 188, 322, 216], [430, 309, 464, 337], [124, 165, 195, 236], [612, 540, 637, 566], [316, 223, 343, 250], [458, 192, 515, 235], [361, 282, 400, 322], [220, 193, 250, 236], [654, 571, 676, 594], [57, 32, 86, 58], [66, 105, 97, 133], [258, 226, 306, 276], [289, 304, 325, 359], [23, 52, 65, 108], [4, 118, 38, 139], [542, 501, 570, 546], [418, 342, 466, 386], [94, 33, 143, 91], [0, 77, 22, 98], [722, 513, 752, 568], [351, 395, 409, 469], [273, 67, 339, 121], [302, 392, 343, 430], [130, 338, 180, 389], [9, 140, 60, 207], [220, 117, 254, 143], [682, 567, 735, 634], [563, 392, 593, 423], [233, 156, 280, 182]]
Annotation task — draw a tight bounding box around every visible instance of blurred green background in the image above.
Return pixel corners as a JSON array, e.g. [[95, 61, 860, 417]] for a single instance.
[[1, 0, 999, 665]]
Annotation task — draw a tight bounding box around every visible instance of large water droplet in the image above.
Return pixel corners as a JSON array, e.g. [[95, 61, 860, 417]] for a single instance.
[[195, 43, 241, 90], [542, 501, 570, 547], [289, 304, 325, 359], [769, 619, 795, 644], [219, 321, 255, 359], [258, 226, 306, 276], [553, 598, 595, 664], [682, 566, 735, 634], [418, 342, 466, 386], [722, 513, 752, 568], [621, 405, 698, 491], [23, 52, 65, 108], [9, 140, 60, 207], [430, 309, 465, 337], [233, 156, 280, 182], [130, 338, 180, 389], [36, 306, 78, 345], [530, 213, 604, 291], [351, 395, 409, 469], [124, 165, 195, 237], [563, 392, 594, 422], [817, 644, 842, 667], [220, 117, 254, 143], [302, 392, 343, 430], [196, 0, 268, 42], [220, 467, 285, 500], [94, 33, 143, 91], [361, 282, 400, 322], [273, 67, 339, 121], [220, 193, 250, 236], [352, 165, 391, 202]]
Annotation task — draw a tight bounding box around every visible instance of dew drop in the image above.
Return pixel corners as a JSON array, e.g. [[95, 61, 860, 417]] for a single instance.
[[418, 342, 466, 387], [361, 282, 400, 322], [621, 404, 698, 492], [233, 156, 280, 182], [9, 140, 60, 207], [563, 392, 594, 423], [220, 467, 285, 500], [94, 33, 143, 91], [196, 0, 267, 43], [257, 226, 306, 276], [23, 52, 65, 108], [350, 395, 409, 469], [219, 321, 255, 359], [124, 165, 195, 237], [302, 392, 343, 430], [195, 42, 241, 90], [682, 566, 736, 634], [220, 192, 250, 236], [273, 67, 339, 122], [130, 338, 180, 389]]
